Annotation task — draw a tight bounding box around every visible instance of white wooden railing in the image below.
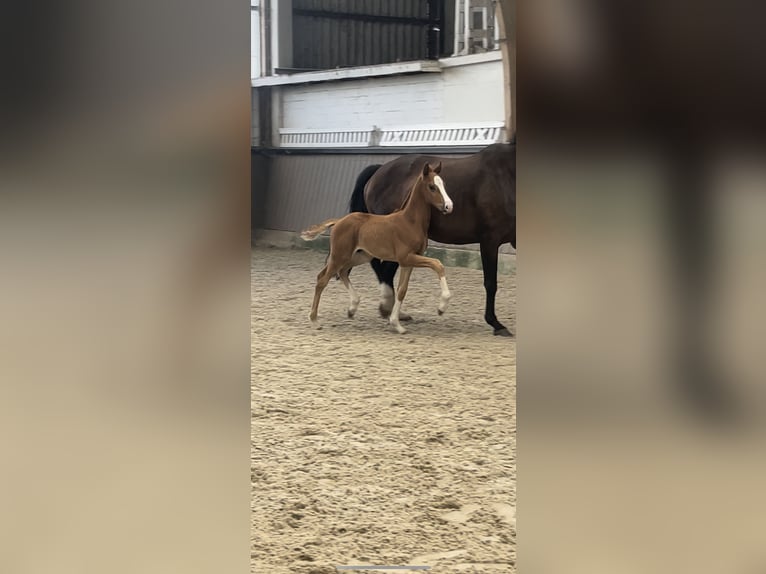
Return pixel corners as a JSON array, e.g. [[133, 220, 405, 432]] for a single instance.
[[279, 122, 506, 148]]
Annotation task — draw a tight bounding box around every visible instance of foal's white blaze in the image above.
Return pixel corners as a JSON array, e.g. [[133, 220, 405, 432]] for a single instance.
[[433, 175, 453, 213]]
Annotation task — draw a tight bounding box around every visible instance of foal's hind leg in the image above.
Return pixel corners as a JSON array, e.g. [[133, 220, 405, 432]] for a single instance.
[[371, 259, 412, 322], [309, 266, 332, 329], [389, 266, 413, 334], [338, 267, 361, 318], [310, 261, 345, 329], [310, 243, 354, 327]]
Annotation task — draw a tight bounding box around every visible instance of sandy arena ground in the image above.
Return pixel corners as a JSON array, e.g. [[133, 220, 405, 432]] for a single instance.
[[252, 246, 516, 573]]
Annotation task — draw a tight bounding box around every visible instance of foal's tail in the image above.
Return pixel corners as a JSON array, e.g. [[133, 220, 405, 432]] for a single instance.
[[300, 219, 339, 241]]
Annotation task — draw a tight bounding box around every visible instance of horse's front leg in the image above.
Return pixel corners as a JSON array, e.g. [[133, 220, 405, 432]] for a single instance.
[[389, 266, 413, 334], [480, 241, 512, 336]]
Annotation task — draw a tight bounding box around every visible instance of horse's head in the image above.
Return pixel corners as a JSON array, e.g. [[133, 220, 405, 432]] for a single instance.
[[419, 162, 453, 215]]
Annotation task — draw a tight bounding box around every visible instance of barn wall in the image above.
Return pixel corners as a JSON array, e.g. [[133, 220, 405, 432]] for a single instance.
[[252, 150, 512, 254], [251, 149, 271, 230], [278, 59, 504, 131], [257, 153, 402, 233]]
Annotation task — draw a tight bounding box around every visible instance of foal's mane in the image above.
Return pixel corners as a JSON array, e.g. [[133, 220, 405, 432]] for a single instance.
[[392, 173, 423, 213]]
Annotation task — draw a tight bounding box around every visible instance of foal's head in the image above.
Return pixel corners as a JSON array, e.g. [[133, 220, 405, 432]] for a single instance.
[[418, 162, 453, 215]]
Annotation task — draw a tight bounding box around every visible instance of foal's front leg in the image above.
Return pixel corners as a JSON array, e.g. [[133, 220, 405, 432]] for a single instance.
[[401, 254, 452, 314], [390, 266, 413, 334]]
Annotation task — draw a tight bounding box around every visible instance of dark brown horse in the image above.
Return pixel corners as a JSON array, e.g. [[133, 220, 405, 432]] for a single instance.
[[349, 141, 515, 336]]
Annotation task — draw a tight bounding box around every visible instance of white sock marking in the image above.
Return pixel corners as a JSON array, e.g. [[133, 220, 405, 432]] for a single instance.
[[389, 298, 406, 333], [439, 276, 451, 298], [380, 282, 394, 310], [347, 282, 360, 315], [438, 276, 452, 312]]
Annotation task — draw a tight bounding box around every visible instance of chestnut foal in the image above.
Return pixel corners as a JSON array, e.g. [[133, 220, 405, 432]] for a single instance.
[[301, 162, 453, 333]]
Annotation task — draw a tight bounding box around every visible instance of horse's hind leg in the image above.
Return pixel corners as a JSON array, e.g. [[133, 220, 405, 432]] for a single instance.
[[389, 266, 413, 334], [338, 267, 361, 318], [480, 241, 511, 336]]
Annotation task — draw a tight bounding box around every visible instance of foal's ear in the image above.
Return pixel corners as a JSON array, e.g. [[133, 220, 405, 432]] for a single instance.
[[421, 162, 431, 177], [434, 162, 442, 174]]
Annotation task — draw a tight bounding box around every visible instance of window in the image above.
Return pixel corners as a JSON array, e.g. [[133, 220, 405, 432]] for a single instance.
[[454, 0, 498, 55]]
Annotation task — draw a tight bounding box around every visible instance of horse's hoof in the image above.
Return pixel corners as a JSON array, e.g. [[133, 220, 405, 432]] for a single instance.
[[438, 309, 444, 316], [347, 309, 355, 318], [394, 326, 407, 334], [493, 327, 513, 337]]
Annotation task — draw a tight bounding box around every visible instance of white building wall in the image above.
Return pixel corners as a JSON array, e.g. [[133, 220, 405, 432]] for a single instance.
[[280, 59, 504, 131], [441, 60, 505, 122]]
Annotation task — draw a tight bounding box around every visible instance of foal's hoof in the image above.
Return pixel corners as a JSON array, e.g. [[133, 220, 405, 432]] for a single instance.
[[493, 327, 513, 337], [437, 294, 451, 316], [379, 305, 411, 321]]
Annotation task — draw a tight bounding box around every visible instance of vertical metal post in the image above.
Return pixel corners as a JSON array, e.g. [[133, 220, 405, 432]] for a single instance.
[[454, 0, 461, 55], [463, 0, 471, 54], [496, 0, 515, 136], [263, 0, 272, 75]]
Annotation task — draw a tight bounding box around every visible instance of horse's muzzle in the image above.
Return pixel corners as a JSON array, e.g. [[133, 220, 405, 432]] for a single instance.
[[442, 205, 453, 215]]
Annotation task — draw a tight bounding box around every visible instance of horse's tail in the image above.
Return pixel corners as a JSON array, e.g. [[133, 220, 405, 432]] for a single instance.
[[349, 164, 382, 213], [300, 219, 339, 241]]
